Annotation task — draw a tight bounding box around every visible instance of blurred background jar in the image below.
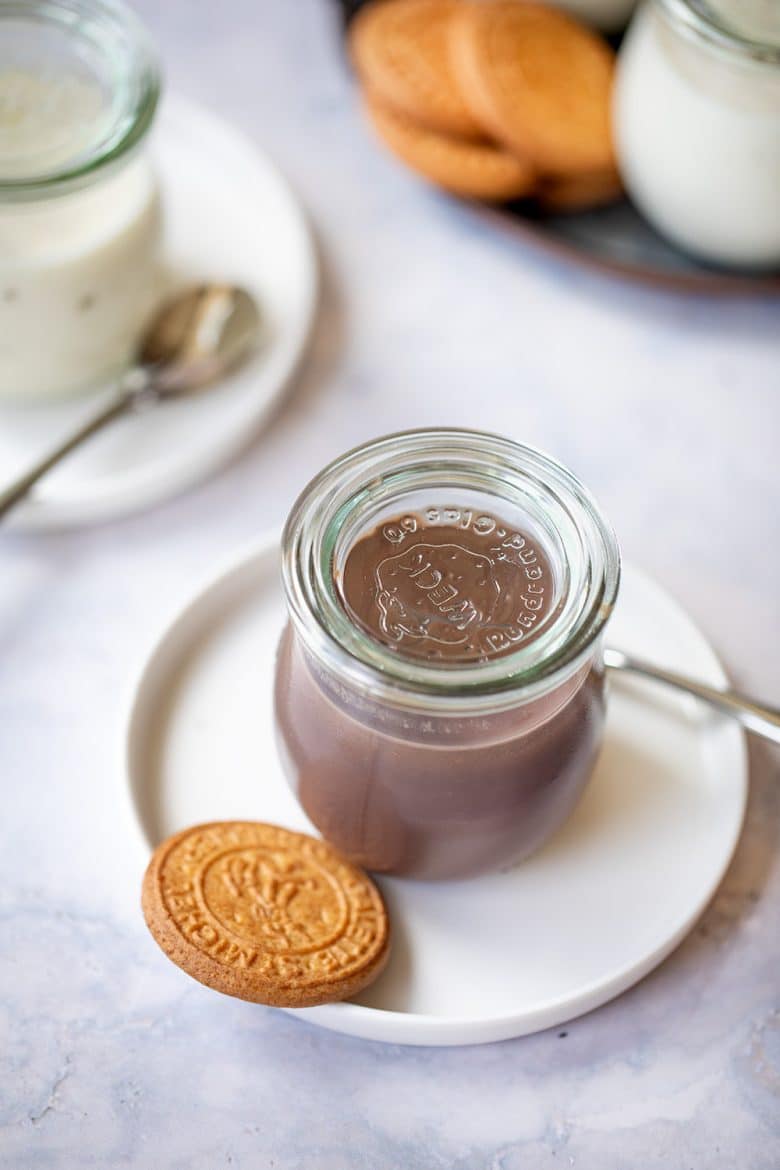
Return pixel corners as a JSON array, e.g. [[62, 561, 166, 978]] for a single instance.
[[0, 0, 162, 402], [614, 0, 780, 268]]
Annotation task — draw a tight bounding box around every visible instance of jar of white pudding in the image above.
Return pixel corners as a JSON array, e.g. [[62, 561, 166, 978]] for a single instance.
[[614, 0, 780, 268], [0, 0, 162, 401]]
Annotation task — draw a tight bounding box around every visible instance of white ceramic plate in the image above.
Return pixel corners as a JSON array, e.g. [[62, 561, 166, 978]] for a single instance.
[[0, 97, 317, 530], [125, 537, 747, 1046]]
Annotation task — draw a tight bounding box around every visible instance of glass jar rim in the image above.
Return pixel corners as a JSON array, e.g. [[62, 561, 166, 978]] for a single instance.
[[282, 429, 621, 713], [0, 0, 161, 200], [657, 0, 780, 65]]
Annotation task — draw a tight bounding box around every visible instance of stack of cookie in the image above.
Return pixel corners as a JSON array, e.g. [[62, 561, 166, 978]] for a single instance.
[[349, 0, 622, 209]]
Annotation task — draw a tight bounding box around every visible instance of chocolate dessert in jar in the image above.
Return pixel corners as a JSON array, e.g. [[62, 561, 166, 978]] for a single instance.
[[275, 429, 620, 880]]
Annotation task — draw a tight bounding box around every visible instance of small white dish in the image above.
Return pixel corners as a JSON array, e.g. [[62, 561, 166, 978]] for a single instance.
[[125, 537, 747, 1046], [0, 96, 317, 530]]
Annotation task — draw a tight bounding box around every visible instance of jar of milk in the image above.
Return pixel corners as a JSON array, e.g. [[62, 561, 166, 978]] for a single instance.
[[0, 0, 162, 401], [614, 0, 780, 268]]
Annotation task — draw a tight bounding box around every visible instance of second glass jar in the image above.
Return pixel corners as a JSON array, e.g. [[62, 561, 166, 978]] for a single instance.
[[0, 0, 162, 401], [614, 0, 780, 268]]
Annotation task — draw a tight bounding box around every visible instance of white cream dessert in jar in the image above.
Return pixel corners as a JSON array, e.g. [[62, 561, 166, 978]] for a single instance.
[[614, 0, 780, 268], [0, 0, 162, 401]]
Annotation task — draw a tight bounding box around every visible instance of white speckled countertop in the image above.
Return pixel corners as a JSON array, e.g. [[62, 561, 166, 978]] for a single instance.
[[1, 1, 778, 1165]]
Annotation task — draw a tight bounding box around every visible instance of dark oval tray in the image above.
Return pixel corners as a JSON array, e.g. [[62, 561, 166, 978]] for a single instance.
[[336, 0, 780, 297], [478, 199, 780, 296]]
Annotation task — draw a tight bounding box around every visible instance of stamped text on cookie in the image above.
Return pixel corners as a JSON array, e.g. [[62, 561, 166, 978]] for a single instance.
[[159, 823, 387, 987]]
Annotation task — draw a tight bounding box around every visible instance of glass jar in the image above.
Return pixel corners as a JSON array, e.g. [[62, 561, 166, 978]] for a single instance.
[[0, 0, 162, 401], [614, 0, 780, 268], [275, 430, 620, 881]]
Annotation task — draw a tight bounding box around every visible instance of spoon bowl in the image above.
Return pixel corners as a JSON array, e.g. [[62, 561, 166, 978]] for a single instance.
[[139, 285, 262, 396], [0, 283, 262, 521]]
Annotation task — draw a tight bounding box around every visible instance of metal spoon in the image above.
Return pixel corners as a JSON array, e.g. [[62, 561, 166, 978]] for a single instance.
[[605, 646, 780, 745], [0, 284, 261, 521]]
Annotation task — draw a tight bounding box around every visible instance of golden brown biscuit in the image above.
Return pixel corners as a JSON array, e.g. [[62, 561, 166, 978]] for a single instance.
[[350, 0, 484, 139], [363, 91, 535, 201], [142, 821, 390, 1007], [538, 167, 623, 212], [451, 0, 616, 177]]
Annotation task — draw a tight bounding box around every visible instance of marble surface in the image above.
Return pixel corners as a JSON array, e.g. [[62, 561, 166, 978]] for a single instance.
[[1, 1, 779, 1165]]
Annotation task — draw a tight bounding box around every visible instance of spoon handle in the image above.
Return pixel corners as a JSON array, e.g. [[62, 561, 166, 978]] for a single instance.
[[0, 390, 133, 522], [604, 647, 780, 746]]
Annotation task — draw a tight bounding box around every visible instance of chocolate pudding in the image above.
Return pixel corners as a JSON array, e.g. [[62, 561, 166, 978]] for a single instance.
[[276, 431, 619, 881], [275, 626, 605, 879], [275, 508, 605, 880], [339, 510, 556, 663]]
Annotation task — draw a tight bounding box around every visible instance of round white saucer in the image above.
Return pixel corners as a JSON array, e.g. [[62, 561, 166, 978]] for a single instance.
[[0, 97, 317, 531], [125, 537, 747, 1046]]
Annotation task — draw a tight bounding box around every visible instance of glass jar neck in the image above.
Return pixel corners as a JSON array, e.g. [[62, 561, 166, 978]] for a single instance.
[[0, 0, 160, 202], [282, 430, 620, 714], [657, 0, 780, 66]]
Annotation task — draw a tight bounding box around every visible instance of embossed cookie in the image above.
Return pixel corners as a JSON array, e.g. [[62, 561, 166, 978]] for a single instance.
[[451, 0, 616, 177], [142, 821, 390, 1007], [349, 0, 483, 138], [364, 92, 535, 202]]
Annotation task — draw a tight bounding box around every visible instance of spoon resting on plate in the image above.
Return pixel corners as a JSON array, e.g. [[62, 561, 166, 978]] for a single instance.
[[605, 647, 780, 745], [0, 284, 261, 522]]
